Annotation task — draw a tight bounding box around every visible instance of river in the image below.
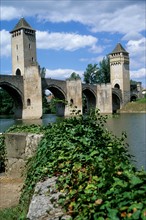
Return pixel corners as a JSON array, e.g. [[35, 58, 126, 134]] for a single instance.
[[0, 113, 146, 170]]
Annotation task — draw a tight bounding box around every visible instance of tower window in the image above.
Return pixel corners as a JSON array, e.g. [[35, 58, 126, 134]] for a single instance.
[[16, 69, 21, 76], [17, 56, 19, 61], [114, 84, 120, 89], [27, 99, 31, 106], [70, 99, 74, 106], [16, 45, 18, 50], [29, 44, 31, 49]]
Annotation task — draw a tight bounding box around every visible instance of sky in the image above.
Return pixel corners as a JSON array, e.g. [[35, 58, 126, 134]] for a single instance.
[[0, 0, 146, 88]]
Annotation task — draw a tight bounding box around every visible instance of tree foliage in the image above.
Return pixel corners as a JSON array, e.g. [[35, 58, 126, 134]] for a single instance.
[[68, 72, 81, 80], [83, 56, 110, 84], [83, 64, 99, 84], [40, 67, 46, 78], [98, 56, 110, 83], [0, 89, 14, 115]]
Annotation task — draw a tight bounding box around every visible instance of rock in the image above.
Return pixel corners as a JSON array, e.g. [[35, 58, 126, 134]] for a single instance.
[[27, 177, 71, 220]]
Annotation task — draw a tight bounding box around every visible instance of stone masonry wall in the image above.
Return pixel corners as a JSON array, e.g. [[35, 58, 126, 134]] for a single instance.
[[4, 133, 43, 178]]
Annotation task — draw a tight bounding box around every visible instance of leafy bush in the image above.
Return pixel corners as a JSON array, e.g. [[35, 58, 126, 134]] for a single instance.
[[20, 110, 146, 219]]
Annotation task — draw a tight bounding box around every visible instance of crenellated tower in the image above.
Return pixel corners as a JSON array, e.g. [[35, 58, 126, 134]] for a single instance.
[[10, 18, 42, 119], [109, 43, 130, 106]]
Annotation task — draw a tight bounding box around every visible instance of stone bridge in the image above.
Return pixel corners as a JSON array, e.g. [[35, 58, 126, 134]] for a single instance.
[[0, 74, 124, 118]]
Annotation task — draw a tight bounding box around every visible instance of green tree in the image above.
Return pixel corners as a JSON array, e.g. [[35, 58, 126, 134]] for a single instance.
[[40, 67, 46, 78], [68, 72, 81, 80], [83, 64, 99, 84], [0, 88, 14, 115], [98, 56, 110, 83]]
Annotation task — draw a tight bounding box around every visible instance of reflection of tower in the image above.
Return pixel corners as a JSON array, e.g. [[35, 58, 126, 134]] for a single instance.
[[10, 18, 42, 119], [109, 43, 130, 105], [10, 18, 37, 76]]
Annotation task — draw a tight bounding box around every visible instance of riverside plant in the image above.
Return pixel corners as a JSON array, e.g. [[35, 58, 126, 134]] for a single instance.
[[0, 110, 146, 219], [19, 110, 146, 220]]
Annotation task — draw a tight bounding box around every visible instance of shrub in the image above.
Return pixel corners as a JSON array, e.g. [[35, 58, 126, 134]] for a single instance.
[[20, 110, 146, 219]]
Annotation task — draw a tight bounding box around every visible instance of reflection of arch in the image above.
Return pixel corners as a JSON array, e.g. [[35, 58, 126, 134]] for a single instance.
[[82, 88, 96, 113], [44, 84, 66, 116], [0, 82, 23, 118], [114, 83, 120, 89], [16, 68, 21, 76], [112, 93, 120, 113]]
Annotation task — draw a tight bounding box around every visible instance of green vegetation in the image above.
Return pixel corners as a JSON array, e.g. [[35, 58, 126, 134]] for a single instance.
[[83, 56, 110, 84], [121, 98, 146, 112], [0, 89, 14, 115], [0, 111, 146, 219]]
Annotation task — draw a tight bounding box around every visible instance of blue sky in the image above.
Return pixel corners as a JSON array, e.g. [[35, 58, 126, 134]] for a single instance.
[[0, 0, 146, 87]]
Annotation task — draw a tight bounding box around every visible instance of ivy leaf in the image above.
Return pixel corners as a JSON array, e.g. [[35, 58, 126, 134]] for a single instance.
[[130, 175, 143, 186]]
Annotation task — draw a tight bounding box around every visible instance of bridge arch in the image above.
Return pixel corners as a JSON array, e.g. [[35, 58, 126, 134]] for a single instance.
[[82, 88, 96, 113], [130, 94, 138, 101], [112, 91, 121, 113], [0, 82, 23, 118], [43, 84, 66, 116]]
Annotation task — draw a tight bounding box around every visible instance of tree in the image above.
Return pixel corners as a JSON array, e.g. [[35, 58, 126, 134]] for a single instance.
[[83, 64, 99, 84], [68, 72, 81, 80], [0, 88, 14, 115], [98, 56, 110, 83], [40, 67, 46, 78]]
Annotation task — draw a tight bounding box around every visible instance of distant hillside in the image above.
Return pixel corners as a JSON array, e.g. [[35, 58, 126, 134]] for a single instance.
[[120, 98, 146, 113]]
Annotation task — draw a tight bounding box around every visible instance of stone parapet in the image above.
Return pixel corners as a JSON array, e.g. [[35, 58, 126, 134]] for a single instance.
[[4, 133, 43, 178]]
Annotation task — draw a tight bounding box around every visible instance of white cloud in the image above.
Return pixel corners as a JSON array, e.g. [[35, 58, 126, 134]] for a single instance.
[[126, 38, 146, 69], [1, 6, 25, 20], [0, 30, 11, 57], [36, 31, 97, 51], [130, 68, 146, 79], [126, 38, 145, 56], [1, 1, 145, 39], [80, 55, 104, 64], [46, 68, 83, 80]]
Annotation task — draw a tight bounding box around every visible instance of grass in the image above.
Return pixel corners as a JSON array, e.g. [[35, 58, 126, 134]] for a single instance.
[[120, 97, 146, 112]]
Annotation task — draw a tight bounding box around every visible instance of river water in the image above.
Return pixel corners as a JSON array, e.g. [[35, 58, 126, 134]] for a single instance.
[[0, 113, 146, 170]]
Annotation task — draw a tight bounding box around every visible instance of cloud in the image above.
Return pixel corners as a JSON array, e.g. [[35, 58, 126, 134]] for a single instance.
[[1, 1, 145, 39], [126, 38, 146, 69], [36, 31, 97, 51], [46, 68, 83, 80], [130, 68, 146, 79], [80, 55, 104, 64], [0, 30, 11, 57]]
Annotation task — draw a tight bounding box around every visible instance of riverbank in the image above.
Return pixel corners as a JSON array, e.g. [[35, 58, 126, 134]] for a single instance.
[[119, 98, 146, 113], [0, 173, 23, 210]]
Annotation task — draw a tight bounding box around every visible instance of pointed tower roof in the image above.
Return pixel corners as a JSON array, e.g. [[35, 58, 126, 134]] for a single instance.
[[111, 43, 128, 54], [10, 18, 35, 33]]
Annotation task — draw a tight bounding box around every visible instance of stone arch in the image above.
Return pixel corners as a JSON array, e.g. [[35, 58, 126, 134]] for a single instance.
[[82, 88, 96, 113], [0, 82, 23, 118], [43, 84, 66, 116], [112, 92, 121, 113], [16, 68, 21, 76], [130, 94, 138, 102], [114, 83, 120, 89]]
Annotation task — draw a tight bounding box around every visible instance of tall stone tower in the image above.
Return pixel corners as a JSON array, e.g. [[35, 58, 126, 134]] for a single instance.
[[109, 43, 130, 106], [10, 18, 42, 119]]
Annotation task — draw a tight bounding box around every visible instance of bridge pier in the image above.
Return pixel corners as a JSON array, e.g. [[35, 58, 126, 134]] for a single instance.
[[65, 78, 82, 116], [22, 66, 42, 119]]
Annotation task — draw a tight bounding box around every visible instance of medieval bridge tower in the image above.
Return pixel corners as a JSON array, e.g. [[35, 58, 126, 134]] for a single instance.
[[10, 18, 42, 119], [109, 43, 130, 109]]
